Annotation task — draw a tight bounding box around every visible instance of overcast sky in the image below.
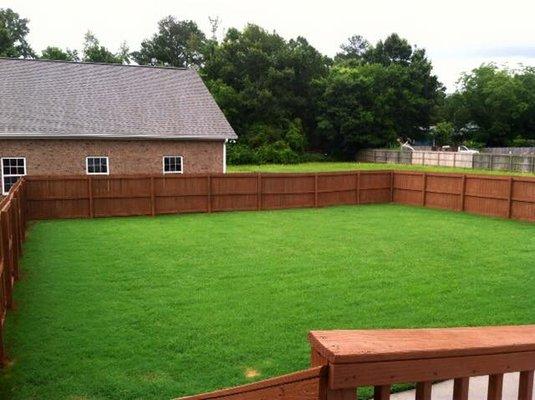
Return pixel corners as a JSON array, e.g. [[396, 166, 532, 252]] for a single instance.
[[4, 0, 535, 91]]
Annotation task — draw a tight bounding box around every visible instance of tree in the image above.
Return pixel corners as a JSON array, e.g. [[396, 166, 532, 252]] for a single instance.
[[0, 8, 34, 58], [82, 31, 128, 64], [334, 35, 369, 64], [132, 16, 207, 68], [363, 33, 413, 66], [41, 46, 79, 61], [442, 64, 535, 146], [202, 24, 329, 163], [316, 34, 444, 158]]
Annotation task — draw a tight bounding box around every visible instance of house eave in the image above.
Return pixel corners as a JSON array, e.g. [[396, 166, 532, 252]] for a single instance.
[[0, 133, 236, 141]]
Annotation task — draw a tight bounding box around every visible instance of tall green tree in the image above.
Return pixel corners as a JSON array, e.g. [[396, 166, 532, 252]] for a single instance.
[[316, 34, 444, 158], [202, 24, 330, 163], [132, 16, 207, 67], [0, 8, 34, 58]]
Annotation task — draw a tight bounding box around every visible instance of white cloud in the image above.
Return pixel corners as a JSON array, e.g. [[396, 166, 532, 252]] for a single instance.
[[4, 0, 535, 90]]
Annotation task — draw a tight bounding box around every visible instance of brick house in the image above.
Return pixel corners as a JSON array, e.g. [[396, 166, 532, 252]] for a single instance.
[[0, 58, 237, 195]]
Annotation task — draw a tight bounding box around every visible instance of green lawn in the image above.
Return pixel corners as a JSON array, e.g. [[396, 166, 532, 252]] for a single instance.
[[228, 161, 535, 176], [1, 205, 534, 400]]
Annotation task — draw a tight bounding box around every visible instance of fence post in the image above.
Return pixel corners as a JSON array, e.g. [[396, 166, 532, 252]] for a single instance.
[[490, 154, 494, 170], [150, 177, 156, 216], [87, 177, 93, 218], [0, 211, 12, 310], [373, 150, 377, 163], [257, 173, 262, 211], [390, 171, 394, 203], [355, 172, 360, 204], [421, 173, 427, 207], [314, 173, 318, 208], [460, 175, 466, 212], [207, 175, 212, 213], [507, 177, 513, 219], [509, 155, 513, 172]]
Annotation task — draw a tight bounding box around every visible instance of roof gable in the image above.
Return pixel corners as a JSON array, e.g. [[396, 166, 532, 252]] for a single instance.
[[0, 58, 237, 140]]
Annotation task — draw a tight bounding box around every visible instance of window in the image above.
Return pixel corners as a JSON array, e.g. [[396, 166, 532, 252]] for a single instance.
[[1, 157, 26, 195], [86, 157, 109, 175], [163, 156, 183, 174]]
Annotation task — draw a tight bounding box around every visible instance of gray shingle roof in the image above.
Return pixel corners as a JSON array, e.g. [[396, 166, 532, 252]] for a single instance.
[[0, 58, 237, 140]]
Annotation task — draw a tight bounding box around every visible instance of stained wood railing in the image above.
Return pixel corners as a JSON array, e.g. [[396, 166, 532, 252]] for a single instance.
[[0, 179, 27, 365], [178, 325, 535, 400]]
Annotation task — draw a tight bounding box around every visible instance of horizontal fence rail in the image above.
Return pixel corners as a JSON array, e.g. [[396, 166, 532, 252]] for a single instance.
[[24, 171, 535, 222], [0, 180, 27, 366], [177, 325, 535, 400]]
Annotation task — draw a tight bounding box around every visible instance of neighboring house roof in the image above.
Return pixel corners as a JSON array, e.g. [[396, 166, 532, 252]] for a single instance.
[[0, 58, 237, 140]]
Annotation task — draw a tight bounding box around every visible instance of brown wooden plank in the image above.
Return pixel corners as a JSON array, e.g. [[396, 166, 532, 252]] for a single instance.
[[373, 385, 390, 400], [415, 381, 432, 400], [309, 326, 535, 364], [518, 371, 534, 400], [488, 374, 503, 400], [453, 377, 469, 400], [328, 351, 535, 389]]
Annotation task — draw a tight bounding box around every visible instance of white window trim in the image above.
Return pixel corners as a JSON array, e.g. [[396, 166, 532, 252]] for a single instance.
[[162, 156, 184, 174], [85, 156, 109, 175], [1, 157, 27, 195]]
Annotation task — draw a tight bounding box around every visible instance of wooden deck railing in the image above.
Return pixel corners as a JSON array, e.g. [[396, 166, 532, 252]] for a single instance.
[[177, 325, 535, 400], [0, 179, 27, 365]]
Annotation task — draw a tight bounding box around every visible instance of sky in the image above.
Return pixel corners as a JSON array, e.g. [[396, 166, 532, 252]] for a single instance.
[[4, 0, 535, 91]]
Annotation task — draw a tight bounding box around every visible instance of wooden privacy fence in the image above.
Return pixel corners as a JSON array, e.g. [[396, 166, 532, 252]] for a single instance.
[[177, 325, 535, 400], [0, 180, 27, 365], [24, 171, 393, 219], [24, 171, 535, 222]]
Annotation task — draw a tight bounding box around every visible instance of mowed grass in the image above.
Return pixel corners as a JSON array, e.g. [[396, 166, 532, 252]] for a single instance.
[[228, 161, 535, 176], [1, 205, 534, 400]]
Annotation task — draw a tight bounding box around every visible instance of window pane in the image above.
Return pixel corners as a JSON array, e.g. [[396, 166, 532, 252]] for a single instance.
[[164, 156, 182, 173], [87, 157, 107, 174]]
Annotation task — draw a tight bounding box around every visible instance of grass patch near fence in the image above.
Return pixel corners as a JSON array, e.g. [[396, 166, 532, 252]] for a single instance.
[[228, 161, 535, 176], [1, 205, 534, 400]]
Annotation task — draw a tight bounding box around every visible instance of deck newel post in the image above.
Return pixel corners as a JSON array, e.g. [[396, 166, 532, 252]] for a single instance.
[[150, 176, 156, 216], [88, 176, 93, 218], [207, 175, 212, 213], [314, 173, 319, 208]]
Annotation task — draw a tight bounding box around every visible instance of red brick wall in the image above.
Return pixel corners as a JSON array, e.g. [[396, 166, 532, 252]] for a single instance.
[[0, 139, 225, 176]]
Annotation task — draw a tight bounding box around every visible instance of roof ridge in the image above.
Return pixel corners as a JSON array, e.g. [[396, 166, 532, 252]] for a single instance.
[[0, 57, 190, 71]]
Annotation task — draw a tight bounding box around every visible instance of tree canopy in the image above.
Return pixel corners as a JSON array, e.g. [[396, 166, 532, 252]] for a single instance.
[[0, 8, 34, 58]]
